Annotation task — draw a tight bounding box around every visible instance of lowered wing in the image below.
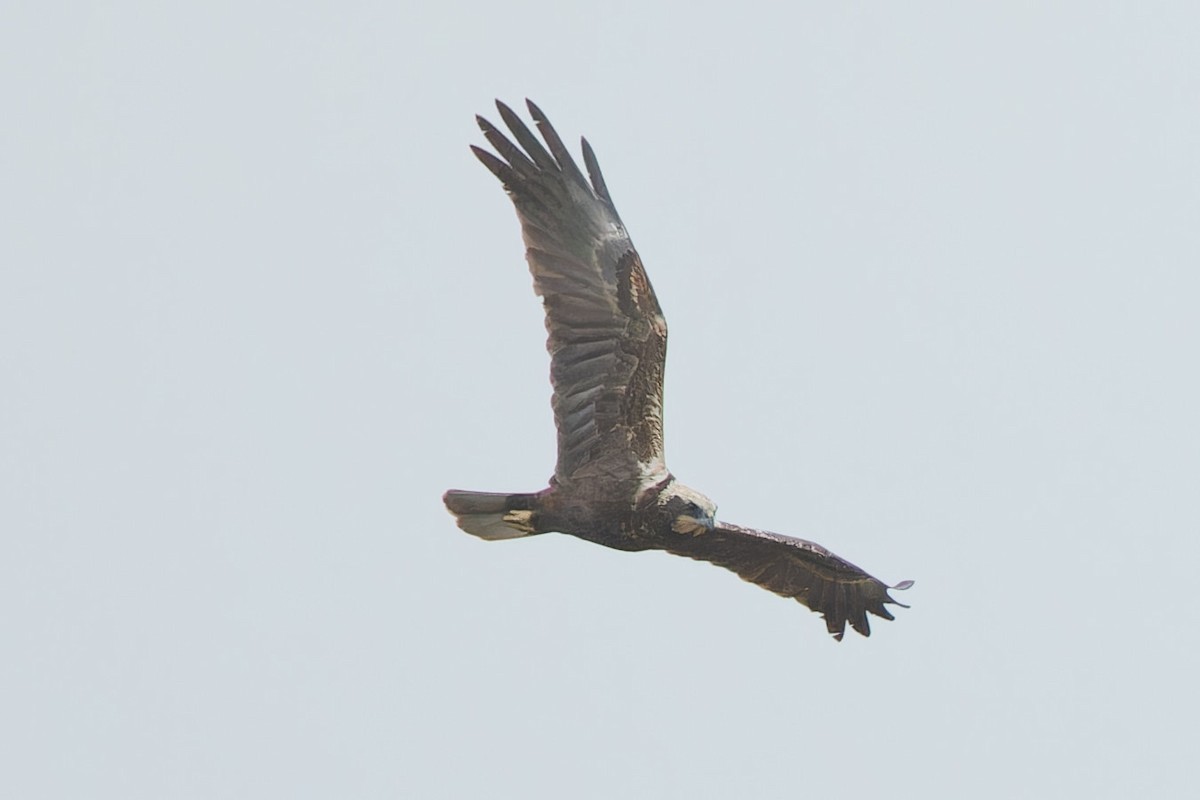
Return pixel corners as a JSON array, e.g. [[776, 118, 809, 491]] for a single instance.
[[472, 100, 668, 493], [664, 522, 913, 640]]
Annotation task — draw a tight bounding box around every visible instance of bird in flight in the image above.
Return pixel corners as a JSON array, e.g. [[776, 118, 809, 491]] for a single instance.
[[444, 100, 912, 640]]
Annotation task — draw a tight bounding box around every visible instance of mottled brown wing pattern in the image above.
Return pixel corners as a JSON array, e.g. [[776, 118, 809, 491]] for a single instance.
[[664, 522, 913, 640], [472, 100, 669, 491]]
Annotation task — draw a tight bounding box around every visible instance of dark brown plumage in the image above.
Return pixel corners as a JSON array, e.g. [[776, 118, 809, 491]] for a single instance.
[[444, 100, 912, 640]]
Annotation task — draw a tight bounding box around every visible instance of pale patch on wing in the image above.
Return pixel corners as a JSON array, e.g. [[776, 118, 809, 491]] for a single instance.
[[638, 453, 669, 486]]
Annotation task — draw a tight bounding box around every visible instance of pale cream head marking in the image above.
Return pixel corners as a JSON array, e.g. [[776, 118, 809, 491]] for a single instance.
[[664, 482, 717, 536]]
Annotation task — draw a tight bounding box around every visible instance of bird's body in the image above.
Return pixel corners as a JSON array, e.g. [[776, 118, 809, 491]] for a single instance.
[[444, 100, 912, 640]]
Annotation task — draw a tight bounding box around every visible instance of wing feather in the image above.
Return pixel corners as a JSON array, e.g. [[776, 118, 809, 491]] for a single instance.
[[495, 101, 558, 171], [526, 99, 592, 190], [476, 116, 539, 177], [470, 145, 518, 185], [472, 100, 668, 491], [664, 522, 912, 640], [580, 138, 613, 205]]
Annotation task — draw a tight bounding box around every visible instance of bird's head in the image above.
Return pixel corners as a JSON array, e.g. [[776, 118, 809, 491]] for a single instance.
[[661, 482, 717, 536]]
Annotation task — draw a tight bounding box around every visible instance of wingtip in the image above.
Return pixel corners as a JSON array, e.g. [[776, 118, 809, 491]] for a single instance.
[[470, 144, 513, 184], [580, 135, 613, 205], [886, 579, 914, 609], [525, 97, 546, 120], [494, 100, 529, 138]]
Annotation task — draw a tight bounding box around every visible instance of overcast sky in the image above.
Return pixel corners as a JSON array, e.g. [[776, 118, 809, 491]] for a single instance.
[[3, 2, 1199, 797]]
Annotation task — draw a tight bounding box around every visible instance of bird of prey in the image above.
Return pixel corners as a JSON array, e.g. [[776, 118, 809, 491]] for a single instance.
[[444, 100, 912, 640]]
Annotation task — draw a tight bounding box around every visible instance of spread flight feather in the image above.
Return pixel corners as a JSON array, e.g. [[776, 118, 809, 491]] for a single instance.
[[445, 100, 912, 640]]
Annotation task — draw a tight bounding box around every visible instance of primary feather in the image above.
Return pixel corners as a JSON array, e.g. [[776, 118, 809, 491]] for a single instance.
[[446, 100, 912, 640]]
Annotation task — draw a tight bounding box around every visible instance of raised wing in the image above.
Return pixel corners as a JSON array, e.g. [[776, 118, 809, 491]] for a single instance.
[[664, 522, 913, 640], [472, 100, 668, 492]]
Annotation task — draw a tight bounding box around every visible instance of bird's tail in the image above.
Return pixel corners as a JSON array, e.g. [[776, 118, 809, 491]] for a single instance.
[[442, 489, 542, 541]]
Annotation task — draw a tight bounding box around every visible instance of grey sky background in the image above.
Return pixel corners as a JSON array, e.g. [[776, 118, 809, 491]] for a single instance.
[[3, 2, 1199, 797]]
